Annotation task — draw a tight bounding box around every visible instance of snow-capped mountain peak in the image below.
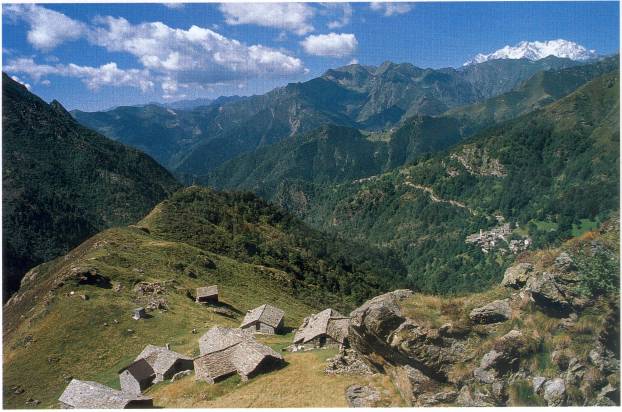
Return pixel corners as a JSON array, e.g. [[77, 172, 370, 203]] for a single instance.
[[464, 39, 597, 66]]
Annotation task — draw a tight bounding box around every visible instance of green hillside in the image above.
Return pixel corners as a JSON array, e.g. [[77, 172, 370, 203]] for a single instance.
[[2, 184, 409, 408], [2, 73, 181, 300]]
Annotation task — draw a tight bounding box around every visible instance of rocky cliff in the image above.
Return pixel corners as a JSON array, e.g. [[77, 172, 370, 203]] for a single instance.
[[345, 218, 619, 406]]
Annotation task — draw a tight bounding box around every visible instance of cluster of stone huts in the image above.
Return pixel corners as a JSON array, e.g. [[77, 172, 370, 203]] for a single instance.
[[59, 287, 352, 408], [59, 344, 192, 408]]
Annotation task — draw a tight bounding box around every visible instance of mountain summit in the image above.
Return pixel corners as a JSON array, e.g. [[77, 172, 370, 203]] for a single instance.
[[464, 39, 597, 65]]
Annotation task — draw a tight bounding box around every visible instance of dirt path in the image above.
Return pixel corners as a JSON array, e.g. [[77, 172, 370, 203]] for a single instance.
[[403, 181, 477, 215]]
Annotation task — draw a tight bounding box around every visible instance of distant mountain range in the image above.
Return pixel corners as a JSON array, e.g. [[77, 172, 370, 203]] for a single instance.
[[464, 39, 598, 65], [205, 56, 618, 201], [72, 56, 588, 178]]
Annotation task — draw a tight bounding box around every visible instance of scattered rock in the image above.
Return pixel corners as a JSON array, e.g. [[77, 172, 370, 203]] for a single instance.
[[532, 376, 547, 394], [417, 390, 458, 406], [554, 252, 576, 273], [171, 370, 192, 382], [345, 384, 380, 407], [10, 385, 24, 395], [25, 398, 41, 406], [596, 383, 619, 406], [112, 283, 123, 293], [191, 328, 197, 334], [325, 348, 372, 375], [502, 263, 533, 289], [79, 294, 89, 301], [543, 378, 566, 406], [469, 299, 511, 324], [456, 385, 495, 407]]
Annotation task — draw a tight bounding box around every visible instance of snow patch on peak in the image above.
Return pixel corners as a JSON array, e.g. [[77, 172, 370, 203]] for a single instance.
[[464, 39, 597, 66]]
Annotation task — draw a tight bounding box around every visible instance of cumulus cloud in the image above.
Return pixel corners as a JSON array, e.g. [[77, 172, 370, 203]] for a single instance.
[[5, 57, 154, 91], [370, 2, 412, 16], [88, 16, 305, 83], [5, 4, 87, 51], [3, 4, 307, 98], [219, 3, 315, 35], [301, 33, 358, 58]]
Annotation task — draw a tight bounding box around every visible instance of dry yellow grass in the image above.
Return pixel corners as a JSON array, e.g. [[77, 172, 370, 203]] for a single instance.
[[148, 349, 405, 407]]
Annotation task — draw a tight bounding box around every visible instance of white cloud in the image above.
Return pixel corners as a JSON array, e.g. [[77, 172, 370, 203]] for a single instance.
[[326, 3, 353, 30], [301, 33, 358, 58], [10, 75, 31, 90], [370, 2, 412, 17], [348, 58, 359, 65], [163, 3, 185, 9], [5, 4, 87, 51], [3, 5, 307, 98], [88, 16, 305, 84], [5, 57, 154, 92], [219, 3, 315, 35]]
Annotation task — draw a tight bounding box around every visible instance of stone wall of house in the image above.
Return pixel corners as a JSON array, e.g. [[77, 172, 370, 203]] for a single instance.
[[119, 371, 141, 395]]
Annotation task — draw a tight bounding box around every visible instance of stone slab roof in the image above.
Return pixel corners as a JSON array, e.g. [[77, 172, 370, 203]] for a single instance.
[[196, 285, 218, 298], [195, 331, 283, 382], [240, 304, 285, 329], [231, 340, 283, 377], [194, 345, 238, 382], [199, 327, 251, 356], [120, 358, 155, 382], [135, 345, 192, 377], [293, 308, 349, 344], [59, 379, 152, 409]]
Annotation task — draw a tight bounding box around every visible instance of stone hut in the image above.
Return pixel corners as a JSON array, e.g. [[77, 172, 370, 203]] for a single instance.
[[240, 304, 285, 334], [135, 344, 194, 382], [196, 285, 219, 304], [198, 326, 251, 355], [194, 330, 284, 383], [293, 308, 350, 348], [119, 358, 155, 395], [132, 307, 146, 320], [59, 379, 153, 409]]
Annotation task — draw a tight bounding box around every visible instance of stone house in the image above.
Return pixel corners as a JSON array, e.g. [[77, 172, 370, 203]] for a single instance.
[[194, 326, 284, 383], [119, 358, 156, 395], [59, 379, 153, 409], [198, 326, 251, 355], [240, 304, 285, 334], [293, 308, 350, 348], [196, 285, 218, 304], [135, 344, 194, 382]]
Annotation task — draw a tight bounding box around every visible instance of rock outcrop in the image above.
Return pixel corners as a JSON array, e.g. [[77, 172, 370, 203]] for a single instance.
[[469, 299, 511, 324], [343, 264, 619, 407]]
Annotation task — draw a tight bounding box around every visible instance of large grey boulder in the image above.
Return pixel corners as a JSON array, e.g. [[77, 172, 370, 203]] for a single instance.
[[345, 385, 380, 407], [543, 378, 566, 406], [501, 263, 533, 289], [554, 252, 576, 273], [469, 299, 511, 324]]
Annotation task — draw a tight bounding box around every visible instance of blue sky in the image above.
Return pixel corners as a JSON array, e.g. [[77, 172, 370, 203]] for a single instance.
[[3, 2, 619, 111]]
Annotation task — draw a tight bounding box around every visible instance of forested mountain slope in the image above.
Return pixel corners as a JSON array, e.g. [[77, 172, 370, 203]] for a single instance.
[[298, 71, 619, 294], [2, 73, 181, 300], [205, 58, 617, 207]]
